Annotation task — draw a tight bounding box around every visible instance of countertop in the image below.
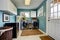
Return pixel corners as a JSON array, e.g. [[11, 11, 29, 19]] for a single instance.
[[0, 27, 13, 36]]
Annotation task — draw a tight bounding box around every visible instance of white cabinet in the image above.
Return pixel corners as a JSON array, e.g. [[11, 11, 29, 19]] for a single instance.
[[0, 0, 17, 15]]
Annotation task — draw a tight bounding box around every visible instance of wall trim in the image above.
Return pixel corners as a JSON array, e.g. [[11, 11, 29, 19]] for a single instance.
[[38, 29, 48, 36], [39, 29, 48, 35]]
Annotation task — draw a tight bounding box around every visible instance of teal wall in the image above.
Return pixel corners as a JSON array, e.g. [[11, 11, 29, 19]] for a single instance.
[[0, 11, 16, 27], [37, 0, 46, 32]]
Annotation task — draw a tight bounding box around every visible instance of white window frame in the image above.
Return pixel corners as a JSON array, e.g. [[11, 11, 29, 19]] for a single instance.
[[50, 0, 60, 19], [20, 12, 30, 18]]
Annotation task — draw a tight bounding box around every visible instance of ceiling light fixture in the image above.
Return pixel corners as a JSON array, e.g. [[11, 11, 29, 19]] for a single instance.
[[25, 0, 31, 5]]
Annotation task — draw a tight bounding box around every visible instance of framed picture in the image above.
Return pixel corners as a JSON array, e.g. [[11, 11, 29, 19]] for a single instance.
[[3, 14, 10, 22]]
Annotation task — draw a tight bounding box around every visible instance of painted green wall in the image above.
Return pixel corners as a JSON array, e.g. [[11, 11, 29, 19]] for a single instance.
[[37, 0, 46, 32], [0, 11, 16, 27]]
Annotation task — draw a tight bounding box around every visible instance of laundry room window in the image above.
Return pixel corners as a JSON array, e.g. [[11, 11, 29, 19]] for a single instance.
[[25, 12, 30, 18], [20, 12, 30, 18], [37, 6, 43, 17], [50, 0, 60, 19]]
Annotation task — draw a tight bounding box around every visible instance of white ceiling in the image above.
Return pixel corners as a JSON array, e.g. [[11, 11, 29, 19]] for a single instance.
[[11, 0, 44, 9]]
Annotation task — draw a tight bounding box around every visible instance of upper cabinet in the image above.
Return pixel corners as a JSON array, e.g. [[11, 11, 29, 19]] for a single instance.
[[0, 0, 17, 15]]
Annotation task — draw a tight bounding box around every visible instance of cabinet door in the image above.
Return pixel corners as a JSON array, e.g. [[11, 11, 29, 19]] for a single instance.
[[0, 30, 12, 40]]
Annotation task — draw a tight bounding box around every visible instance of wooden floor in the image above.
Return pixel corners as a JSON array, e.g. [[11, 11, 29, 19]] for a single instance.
[[40, 35, 55, 40], [21, 29, 43, 36]]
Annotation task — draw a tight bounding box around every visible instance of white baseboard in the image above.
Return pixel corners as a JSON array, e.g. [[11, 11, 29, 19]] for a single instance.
[[38, 29, 48, 35]]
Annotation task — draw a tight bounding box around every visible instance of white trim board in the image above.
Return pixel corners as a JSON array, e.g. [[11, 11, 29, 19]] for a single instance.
[[38, 29, 48, 36]]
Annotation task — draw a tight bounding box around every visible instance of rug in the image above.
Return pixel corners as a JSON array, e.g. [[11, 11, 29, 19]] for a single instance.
[[40, 35, 55, 40], [21, 29, 43, 36]]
